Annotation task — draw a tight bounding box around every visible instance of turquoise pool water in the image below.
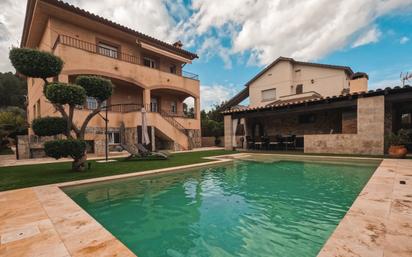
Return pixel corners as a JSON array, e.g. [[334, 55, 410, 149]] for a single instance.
[[64, 159, 380, 257]]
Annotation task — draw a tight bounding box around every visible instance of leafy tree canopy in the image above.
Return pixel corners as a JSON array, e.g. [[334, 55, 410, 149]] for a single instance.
[[0, 107, 27, 147], [201, 102, 226, 137], [0, 72, 27, 109], [75, 76, 113, 101], [32, 117, 67, 137], [9, 48, 63, 79], [45, 83, 86, 106], [44, 139, 86, 160]]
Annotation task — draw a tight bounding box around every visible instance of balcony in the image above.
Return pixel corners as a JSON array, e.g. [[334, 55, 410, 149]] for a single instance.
[[56, 35, 199, 80]]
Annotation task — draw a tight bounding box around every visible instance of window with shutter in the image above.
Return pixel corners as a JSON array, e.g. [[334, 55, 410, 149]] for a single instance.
[[261, 88, 276, 101]]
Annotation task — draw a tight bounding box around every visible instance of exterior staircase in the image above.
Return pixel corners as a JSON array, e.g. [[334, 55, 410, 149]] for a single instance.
[[159, 111, 195, 150]]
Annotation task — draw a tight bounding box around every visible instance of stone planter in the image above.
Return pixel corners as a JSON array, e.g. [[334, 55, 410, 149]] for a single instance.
[[388, 145, 408, 158]]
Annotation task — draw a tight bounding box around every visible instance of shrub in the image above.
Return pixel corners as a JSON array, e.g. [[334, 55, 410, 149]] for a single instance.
[[45, 83, 86, 105], [44, 139, 86, 160], [9, 48, 63, 78], [32, 117, 67, 136], [75, 76, 113, 101], [386, 129, 409, 146]]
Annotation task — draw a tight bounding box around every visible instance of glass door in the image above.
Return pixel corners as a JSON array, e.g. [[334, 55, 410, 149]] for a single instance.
[[150, 97, 158, 112]]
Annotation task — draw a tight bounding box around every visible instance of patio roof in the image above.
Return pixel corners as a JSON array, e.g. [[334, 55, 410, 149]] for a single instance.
[[222, 85, 412, 115]]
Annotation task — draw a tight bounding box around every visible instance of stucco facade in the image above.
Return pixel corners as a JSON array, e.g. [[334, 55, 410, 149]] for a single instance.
[[22, 0, 201, 157], [236, 57, 370, 109]]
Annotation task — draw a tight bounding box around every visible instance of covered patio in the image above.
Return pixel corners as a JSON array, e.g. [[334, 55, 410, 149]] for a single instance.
[[223, 86, 412, 155]]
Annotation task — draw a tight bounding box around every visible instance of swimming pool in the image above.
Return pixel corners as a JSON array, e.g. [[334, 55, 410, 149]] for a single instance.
[[64, 157, 380, 257]]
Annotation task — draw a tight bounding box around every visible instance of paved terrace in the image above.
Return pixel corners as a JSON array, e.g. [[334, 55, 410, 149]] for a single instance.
[[319, 158, 412, 257], [0, 155, 411, 257]]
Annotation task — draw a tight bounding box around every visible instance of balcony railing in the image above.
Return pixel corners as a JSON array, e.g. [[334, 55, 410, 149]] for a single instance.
[[57, 34, 198, 80], [182, 71, 199, 80], [160, 110, 195, 119], [107, 104, 144, 113]]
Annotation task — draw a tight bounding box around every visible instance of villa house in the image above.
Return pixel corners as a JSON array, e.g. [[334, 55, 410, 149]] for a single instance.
[[18, 0, 201, 158], [222, 57, 412, 155]]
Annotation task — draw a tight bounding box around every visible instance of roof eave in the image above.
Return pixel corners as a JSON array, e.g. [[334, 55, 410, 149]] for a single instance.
[[21, 0, 198, 60]]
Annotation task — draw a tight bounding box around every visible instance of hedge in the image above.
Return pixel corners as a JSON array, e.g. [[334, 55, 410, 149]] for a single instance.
[[75, 76, 113, 101], [32, 117, 67, 136], [9, 48, 63, 79], [45, 83, 86, 106], [44, 139, 86, 160]]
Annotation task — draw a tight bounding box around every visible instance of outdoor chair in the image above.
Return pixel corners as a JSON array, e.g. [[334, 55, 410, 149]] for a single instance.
[[268, 135, 282, 150], [282, 135, 296, 151], [246, 136, 255, 149], [254, 136, 265, 150]]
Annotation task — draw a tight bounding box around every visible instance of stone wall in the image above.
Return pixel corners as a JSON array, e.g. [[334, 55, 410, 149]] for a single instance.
[[16, 135, 30, 159], [305, 96, 385, 155], [188, 129, 202, 148], [201, 136, 224, 147], [224, 115, 233, 150]]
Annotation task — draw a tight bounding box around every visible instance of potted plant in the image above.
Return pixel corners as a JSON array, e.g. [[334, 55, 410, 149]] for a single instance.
[[386, 129, 409, 158]]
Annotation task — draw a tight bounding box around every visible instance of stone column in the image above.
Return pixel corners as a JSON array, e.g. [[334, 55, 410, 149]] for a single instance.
[[151, 126, 155, 151], [143, 89, 151, 110], [195, 97, 201, 119], [356, 95, 385, 154], [224, 115, 233, 150], [240, 117, 247, 149]]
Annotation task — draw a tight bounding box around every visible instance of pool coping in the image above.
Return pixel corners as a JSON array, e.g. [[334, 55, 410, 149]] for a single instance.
[[0, 153, 245, 257], [1, 153, 411, 257]]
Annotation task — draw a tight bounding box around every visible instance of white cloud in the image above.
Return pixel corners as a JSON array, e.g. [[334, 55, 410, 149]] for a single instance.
[[1, 0, 412, 74], [352, 27, 382, 48], [0, 0, 26, 72], [400, 36, 410, 44], [200, 84, 238, 110], [0, 0, 180, 72], [67, 0, 178, 42], [182, 0, 412, 65], [198, 37, 232, 69]]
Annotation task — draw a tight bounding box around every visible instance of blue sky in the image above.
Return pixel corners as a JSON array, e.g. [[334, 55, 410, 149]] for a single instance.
[[1, 0, 412, 110], [187, 10, 412, 109]]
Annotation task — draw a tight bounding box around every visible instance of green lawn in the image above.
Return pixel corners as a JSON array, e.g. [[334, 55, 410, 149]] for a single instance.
[[0, 150, 236, 192]]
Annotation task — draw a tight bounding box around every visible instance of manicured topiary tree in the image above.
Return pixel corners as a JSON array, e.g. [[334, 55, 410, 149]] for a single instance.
[[9, 48, 113, 171]]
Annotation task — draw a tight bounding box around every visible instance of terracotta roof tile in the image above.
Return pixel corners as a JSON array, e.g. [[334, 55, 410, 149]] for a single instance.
[[222, 85, 412, 114], [23, 0, 198, 59]]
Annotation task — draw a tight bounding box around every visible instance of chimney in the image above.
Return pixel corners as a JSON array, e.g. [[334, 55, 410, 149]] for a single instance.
[[349, 72, 368, 94], [173, 40, 183, 49]]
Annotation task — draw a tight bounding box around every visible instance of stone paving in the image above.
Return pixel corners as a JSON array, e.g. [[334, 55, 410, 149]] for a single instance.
[[318, 158, 412, 257], [0, 154, 234, 257], [0, 154, 411, 257]]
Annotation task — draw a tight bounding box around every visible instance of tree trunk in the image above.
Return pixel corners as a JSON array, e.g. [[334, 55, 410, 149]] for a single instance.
[[72, 153, 87, 171]]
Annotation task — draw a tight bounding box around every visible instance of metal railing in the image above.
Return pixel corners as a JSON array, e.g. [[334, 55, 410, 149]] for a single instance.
[[59, 35, 139, 64], [182, 70, 199, 80], [159, 110, 187, 134], [57, 34, 198, 80], [160, 110, 195, 119], [106, 103, 144, 113]]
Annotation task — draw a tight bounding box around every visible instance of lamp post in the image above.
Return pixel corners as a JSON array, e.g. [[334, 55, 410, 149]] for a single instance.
[[98, 103, 142, 161]]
